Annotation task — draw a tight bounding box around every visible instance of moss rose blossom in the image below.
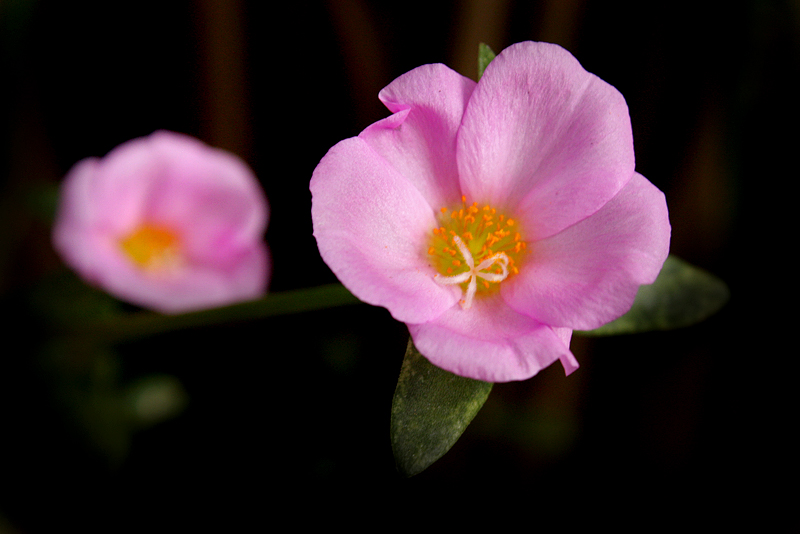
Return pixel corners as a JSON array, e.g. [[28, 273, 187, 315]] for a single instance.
[[310, 42, 670, 382], [53, 131, 270, 314]]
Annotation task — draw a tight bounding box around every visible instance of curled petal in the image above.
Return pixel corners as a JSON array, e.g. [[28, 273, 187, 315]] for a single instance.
[[358, 63, 477, 209]]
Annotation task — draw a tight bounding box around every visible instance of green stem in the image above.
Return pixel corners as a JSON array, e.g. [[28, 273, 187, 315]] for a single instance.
[[61, 283, 361, 343]]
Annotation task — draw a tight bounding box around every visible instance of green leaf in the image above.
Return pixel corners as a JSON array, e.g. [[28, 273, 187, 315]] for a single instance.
[[477, 42, 496, 80], [579, 255, 730, 336], [391, 339, 493, 477]]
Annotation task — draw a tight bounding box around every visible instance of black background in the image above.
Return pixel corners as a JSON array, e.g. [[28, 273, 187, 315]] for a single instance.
[[0, 0, 793, 530]]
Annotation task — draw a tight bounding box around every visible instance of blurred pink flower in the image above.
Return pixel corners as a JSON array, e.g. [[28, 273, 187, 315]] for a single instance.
[[311, 42, 670, 382], [53, 131, 270, 314]]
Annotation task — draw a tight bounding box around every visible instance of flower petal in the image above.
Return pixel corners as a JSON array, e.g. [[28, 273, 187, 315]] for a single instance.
[[503, 172, 671, 330], [357, 63, 476, 209], [408, 294, 576, 382], [311, 137, 459, 324], [76, 235, 270, 314], [70, 139, 166, 234], [140, 132, 269, 266], [457, 41, 635, 240], [51, 157, 102, 267]]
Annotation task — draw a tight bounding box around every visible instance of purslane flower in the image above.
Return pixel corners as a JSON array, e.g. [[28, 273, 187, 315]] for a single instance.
[[53, 131, 270, 314], [311, 42, 670, 382]]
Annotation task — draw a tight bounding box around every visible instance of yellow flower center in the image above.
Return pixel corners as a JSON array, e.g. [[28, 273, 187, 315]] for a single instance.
[[427, 196, 527, 309], [119, 224, 184, 273]]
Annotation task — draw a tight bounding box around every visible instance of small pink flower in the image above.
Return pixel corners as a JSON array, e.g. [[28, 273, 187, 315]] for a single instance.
[[311, 42, 670, 382], [53, 131, 270, 314]]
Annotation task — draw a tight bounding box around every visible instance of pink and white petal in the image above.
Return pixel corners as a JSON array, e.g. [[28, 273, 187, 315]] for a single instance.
[[408, 294, 576, 382], [457, 41, 635, 240], [311, 137, 459, 324], [357, 64, 476, 209], [503, 172, 671, 331]]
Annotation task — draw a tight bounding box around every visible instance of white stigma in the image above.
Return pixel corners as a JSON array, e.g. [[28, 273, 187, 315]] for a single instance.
[[434, 235, 509, 310]]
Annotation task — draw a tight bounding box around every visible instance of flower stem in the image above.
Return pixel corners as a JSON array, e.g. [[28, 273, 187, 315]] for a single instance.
[[62, 283, 361, 343]]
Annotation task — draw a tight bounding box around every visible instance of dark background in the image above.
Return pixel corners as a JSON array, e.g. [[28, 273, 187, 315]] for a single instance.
[[0, 0, 793, 530]]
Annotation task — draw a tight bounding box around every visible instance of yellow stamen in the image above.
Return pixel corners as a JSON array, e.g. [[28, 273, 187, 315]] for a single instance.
[[427, 197, 528, 306], [119, 224, 183, 273]]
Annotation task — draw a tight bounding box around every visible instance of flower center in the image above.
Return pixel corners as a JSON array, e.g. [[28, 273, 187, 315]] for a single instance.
[[119, 224, 184, 272], [427, 196, 527, 309]]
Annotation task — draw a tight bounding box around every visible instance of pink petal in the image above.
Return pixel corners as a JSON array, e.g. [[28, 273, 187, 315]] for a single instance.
[[81, 236, 269, 314], [456, 41, 635, 240], [140, 133, 269, 265], [310, 137, 459, 324], [503, 172, 671, 331], [357, 63, 476, 210], [408, 294, 576, 382], [52, 158, 101, 266], [75, 139, 167, 234]]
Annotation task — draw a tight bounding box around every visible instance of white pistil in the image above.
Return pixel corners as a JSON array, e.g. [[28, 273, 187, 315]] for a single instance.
[[434, 235, 509, 310]]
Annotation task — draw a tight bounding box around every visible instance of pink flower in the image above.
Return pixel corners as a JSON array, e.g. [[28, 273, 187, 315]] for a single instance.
[[53, 131, 270, 314], [311, 41, 670, 382]]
